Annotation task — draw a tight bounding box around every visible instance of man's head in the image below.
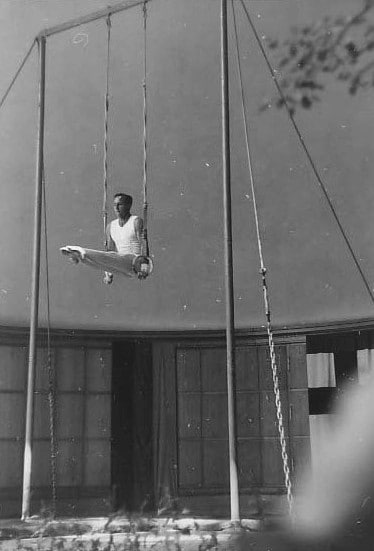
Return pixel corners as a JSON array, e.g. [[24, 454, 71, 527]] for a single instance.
[[113, 193, 133, 219]]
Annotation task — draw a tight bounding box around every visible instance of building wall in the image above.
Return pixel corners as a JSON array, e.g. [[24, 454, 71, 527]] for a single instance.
[[0, 327, 313, 519], [0, 341, 112, 518], [153, 334, 310, 517]]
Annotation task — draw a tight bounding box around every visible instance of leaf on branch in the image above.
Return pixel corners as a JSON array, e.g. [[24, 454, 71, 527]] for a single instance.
[[296, 79, 324, 90], [349, 79, 359, 94], [345, 41, 360, 58], [276, 97, 285, 108], [317, 49, 328, 62], [337, 70, 352, 80], [351, 14, 368, 25], [302, 26, 313, 35], [279, 56, 291, 67], [267, 39, 279, 49], [301, 95, 313, 108]]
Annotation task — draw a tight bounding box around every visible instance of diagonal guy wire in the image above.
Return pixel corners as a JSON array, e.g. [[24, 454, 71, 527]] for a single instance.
[[0, 39, 37, 112], [240, 0, 374, 306]]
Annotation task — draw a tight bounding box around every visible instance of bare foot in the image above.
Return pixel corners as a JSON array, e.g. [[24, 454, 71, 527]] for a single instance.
[[60, 247, 80, 264], [103, 272, 113, 284]]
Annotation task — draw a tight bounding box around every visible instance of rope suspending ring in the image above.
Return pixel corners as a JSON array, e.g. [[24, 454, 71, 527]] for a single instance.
[[133, 254, 153, 279], [102, 14, 112, 251], [138, 0, 153, 278], [141, 1, 151, 259], [100, 5, 152, 282]]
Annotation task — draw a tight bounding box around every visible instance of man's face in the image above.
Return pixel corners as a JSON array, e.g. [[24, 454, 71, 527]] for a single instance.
[[113, 196, 130, 219]]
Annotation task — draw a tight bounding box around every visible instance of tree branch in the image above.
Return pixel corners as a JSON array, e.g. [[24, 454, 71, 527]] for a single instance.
[[352, 57, 374, 80], [333, 0, 373, 47]]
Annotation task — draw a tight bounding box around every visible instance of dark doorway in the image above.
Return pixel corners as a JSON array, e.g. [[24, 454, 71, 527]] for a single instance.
[[111, 340, 154, 512]]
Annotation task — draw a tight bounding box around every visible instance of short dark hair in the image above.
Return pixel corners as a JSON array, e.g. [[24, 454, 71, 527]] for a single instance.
[[114, 193, 133, 207]]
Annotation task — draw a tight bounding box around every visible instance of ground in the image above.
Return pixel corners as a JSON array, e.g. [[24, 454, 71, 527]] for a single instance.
[[0, 516, 373, 551]]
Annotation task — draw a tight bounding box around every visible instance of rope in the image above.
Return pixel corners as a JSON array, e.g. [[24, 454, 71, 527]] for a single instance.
[[103, 15, 112, 250], [0, 40, 37, 113], [231, 0, 294, 518], [239, 0, 374, 306], [42, 164, 57, 516], [142, 0, 150, 257]]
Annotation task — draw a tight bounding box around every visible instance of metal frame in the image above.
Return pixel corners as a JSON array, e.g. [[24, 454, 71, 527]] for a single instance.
[[21, 0, 149, 521], [220, 0, 240, 523], [39, 0, 146, 38], [21, 0, 241, 522], [22, 35, 46, 520]]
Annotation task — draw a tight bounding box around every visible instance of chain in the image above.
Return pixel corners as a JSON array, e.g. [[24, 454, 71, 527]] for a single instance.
[[46, 348, 57, 514], [231, 0, 294, 518], [262, 270, 294, 517], [42, 165, 57, 516]]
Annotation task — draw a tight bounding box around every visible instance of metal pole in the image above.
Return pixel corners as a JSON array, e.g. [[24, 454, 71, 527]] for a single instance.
[[220, 0, 240, 524], [40, 0, 147, 38], [22, 35, 46, 520]]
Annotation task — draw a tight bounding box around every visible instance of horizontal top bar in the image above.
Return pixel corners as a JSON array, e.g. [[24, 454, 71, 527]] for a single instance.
[[38, 0, 148, 38]]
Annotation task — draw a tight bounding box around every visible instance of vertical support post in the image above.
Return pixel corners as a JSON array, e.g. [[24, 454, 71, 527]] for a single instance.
[[22, 35, 46, 520], [220, 0, 240, 524]]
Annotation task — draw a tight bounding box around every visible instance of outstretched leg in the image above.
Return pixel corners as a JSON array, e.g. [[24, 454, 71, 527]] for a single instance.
[[60, 246, 136, 278]]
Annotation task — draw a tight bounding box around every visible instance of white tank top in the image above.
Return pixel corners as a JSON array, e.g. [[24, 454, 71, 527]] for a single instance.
[[110, 216, 141, 255]]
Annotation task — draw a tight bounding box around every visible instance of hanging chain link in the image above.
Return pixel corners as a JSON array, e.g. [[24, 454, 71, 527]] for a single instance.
[[261, 268, 294, 518], [46, 347, 57, 514], [231, 0, 294, 519], [42, 165, 57, 516]]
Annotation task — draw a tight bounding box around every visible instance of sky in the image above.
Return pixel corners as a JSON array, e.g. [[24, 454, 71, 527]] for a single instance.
[[0, 0, 374, 331]]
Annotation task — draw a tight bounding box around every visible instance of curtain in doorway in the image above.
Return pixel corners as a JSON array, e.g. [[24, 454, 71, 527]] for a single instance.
[[307, 352, 335, 388], [357, 348, 374, 386], [307, 352, 336, 468], [153, 343, 178, 513]]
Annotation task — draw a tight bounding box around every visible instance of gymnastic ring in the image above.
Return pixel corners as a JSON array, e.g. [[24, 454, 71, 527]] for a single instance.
[[132, 255, 154, 279]]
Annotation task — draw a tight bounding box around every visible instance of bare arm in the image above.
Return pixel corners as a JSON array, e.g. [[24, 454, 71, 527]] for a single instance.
[[106, 223, 117, 252], [103, 224, 115, 284], [134, 217, 144, 244]]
